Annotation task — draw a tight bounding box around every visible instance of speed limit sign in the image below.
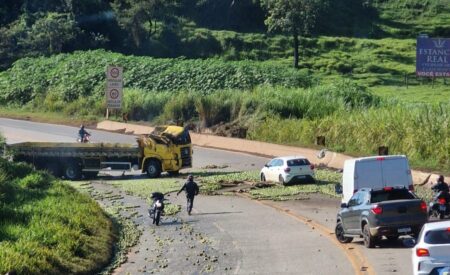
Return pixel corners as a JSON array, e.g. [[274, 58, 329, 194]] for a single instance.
[[106, 87, 122, 109], [106, 65, 123, 109]]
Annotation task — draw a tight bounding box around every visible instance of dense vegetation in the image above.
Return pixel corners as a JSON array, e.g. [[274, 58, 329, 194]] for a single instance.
[[1, 0, 449, 69], [0, 157, 115, 274], [0, 1, 449, 173]]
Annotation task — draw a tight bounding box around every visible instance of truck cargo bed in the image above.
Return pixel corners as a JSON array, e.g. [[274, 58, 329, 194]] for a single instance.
[[7, 142, 141, 158]]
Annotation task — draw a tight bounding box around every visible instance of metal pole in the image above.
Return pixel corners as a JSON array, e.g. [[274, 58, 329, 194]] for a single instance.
[[106, 108, 109, 119]]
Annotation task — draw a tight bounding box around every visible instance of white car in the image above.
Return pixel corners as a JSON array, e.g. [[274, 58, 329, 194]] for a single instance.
[[412, 220, 450, 275], [260, 156, 315, 185]]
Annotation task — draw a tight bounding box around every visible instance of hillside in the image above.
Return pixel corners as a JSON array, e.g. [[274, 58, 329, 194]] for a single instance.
[[1, 0, 449, 69]]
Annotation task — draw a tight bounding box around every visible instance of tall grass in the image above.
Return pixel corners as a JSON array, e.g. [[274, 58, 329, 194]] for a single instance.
[[249, 103, 450, 172], [157, 81, 379, 124], [0, 159, 115, 274]]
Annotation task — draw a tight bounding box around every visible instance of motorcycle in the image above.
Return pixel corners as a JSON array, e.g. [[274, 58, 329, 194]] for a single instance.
[[77, 133, 91, 143], [429, 191, 450, 220], [148, 192, 165, 226]]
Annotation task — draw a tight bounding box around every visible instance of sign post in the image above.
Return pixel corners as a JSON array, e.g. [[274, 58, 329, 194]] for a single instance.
[[105, 66, 123, 118]]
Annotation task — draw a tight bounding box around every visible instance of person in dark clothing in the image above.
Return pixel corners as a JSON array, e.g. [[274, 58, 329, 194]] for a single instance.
[[177, 174, 199, 215], [78, 125, 90, 142], [432, 175, 449, 193]]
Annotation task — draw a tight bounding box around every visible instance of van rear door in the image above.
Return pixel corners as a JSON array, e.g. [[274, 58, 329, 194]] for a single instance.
[[355, 159, 383, 190], [381, 157, 411, 187]]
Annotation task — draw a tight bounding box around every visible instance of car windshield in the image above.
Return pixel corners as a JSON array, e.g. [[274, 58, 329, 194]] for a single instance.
[[424, 229, 450, 244], [287, 159, 310, 166], [370, 189, 415, 203]]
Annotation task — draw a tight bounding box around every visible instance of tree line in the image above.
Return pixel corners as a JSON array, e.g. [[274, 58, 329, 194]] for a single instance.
[[0, 0, 376, 69]]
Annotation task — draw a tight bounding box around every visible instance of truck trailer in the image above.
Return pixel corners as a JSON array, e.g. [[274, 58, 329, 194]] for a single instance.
[[5, 125, 192, 180]]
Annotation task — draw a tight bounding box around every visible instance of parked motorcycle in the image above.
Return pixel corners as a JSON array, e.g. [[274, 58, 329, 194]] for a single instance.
[[429, 191, 450, 220], [148, 192, 165, 226]]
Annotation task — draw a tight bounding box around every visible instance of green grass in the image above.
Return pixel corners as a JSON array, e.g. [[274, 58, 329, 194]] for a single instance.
[[107, 177, 182, 198], [0, 160, 115, 274], [196, 170, 261, 194], [371, 85, 450, 104]]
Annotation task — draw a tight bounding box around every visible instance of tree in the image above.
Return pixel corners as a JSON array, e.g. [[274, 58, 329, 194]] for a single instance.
[[111, 0, 178, 50], [261, 0, 325, 68], [26, 13, 78, 54]]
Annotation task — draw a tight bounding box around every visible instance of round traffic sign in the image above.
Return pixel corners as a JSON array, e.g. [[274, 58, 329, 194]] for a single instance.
[[110, 67, 120, 78], [109, 89, 119, 99]]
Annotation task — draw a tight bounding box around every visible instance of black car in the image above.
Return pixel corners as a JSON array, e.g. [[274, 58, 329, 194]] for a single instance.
[[335, 187, 428, 248]]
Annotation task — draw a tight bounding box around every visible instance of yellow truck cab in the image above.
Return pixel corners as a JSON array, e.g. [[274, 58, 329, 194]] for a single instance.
[[140, 125, 192, 177], [6, 125, 192, 180]]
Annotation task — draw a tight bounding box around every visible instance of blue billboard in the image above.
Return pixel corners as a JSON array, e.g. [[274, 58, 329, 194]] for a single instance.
[[416, 37, 450, 77]]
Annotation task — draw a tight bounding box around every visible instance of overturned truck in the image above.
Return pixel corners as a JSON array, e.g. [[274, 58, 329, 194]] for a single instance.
[[5, 125, 192, 180]]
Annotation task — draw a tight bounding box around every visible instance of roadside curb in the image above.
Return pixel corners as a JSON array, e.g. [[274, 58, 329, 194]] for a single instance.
[[96, 120, 446, 187]]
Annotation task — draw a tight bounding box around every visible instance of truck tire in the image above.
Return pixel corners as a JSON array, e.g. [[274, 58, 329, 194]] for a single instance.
[[64, 162, 82, 181], [363, 224, 377, 248], [335, 222, 353, 243], [146, 160, 161, 178]]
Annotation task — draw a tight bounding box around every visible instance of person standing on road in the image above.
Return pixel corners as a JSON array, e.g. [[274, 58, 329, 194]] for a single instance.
[[177, 174, 199, 215]]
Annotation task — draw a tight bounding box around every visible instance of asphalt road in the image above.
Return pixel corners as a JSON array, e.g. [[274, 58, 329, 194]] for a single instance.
[[0, 118, 415, 274]]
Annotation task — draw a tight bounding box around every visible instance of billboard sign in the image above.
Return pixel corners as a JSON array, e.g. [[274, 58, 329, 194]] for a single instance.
[[416, 37, 450, 77]]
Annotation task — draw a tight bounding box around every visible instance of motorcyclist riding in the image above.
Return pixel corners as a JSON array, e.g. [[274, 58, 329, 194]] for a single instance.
[[430, 175, 450, 219], [432, 175, 449, 194], [78, 125, 90, 143]]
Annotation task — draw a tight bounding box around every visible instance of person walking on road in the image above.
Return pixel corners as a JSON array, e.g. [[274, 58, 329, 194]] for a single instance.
[[177, 174, 199, 215]]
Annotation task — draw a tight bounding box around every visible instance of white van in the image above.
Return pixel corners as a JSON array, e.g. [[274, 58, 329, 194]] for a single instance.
[[341, 155, 413, 203]]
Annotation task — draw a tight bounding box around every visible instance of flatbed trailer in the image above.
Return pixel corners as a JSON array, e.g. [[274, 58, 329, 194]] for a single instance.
[[5, 125, 193, 180]]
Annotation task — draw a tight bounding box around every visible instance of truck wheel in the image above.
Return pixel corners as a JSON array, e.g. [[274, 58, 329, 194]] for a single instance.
[[363, 224, 377, 248], [146, 160, 161, 178], [64, 162, 82, 181], [335, 222, 353, 243]]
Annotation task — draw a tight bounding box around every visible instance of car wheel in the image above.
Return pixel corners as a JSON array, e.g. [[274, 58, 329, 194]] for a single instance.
[[261, 174, 266, 182], [279, 175, 286, 185], [363, 224, 377, 248], [335, 222, 353, 243]]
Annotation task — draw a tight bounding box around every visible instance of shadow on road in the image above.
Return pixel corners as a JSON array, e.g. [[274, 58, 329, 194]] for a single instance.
[[352, 237, 416, 249]]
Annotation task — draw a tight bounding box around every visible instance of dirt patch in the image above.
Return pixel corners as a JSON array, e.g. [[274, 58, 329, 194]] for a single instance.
[[209, 121, 248, 138]]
